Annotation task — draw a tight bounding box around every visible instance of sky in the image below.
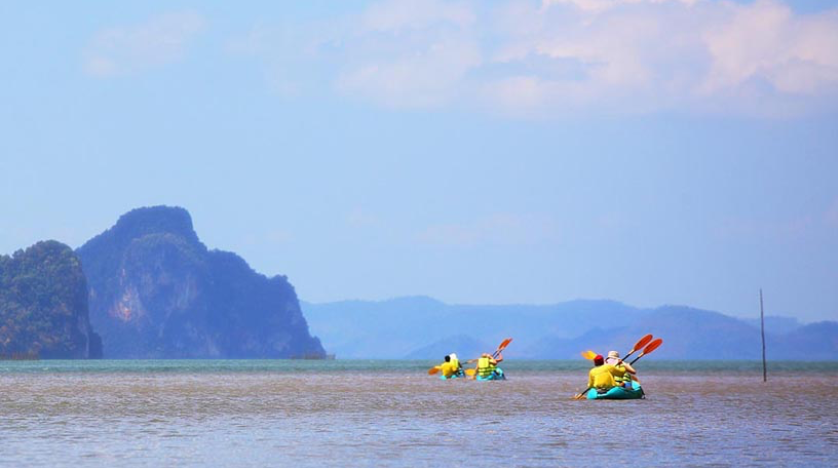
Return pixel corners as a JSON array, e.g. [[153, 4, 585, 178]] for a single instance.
[[1, 0, 836, 322]]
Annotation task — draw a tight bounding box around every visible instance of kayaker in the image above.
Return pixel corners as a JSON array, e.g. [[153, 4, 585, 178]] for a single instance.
[[605, 350, 636, 387], [436, 354, 460, 379], [587, 354, 617, 391], [448, 353, 465, 377], [474, 352, 503, 380]]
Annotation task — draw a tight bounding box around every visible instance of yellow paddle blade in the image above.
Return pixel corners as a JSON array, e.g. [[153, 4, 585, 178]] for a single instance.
[[428, 367, 440, 375], [581, 350, 597, 360], [465, 368, 476, 377]]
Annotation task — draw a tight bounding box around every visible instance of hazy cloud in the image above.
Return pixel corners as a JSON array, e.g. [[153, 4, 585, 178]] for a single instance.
[[229, 0, 838, 117], [84, 11, 206, 77]]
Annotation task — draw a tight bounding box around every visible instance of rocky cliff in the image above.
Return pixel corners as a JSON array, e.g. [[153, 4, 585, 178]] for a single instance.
[[76, 206, 324, 358], [0, 241, 102, 358]]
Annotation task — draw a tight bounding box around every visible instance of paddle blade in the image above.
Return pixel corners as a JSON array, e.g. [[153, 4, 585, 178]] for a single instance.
[[643, 338, 663, 355], [496, 338, 513, 353], [630, 334, 654, 355], [465, 368, 476, 377], [630, 338, 663, 365], [581, 350, 597, 360], [428, 367, 440, 375]]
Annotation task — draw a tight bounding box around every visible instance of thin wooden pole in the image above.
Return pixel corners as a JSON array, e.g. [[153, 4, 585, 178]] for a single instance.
[[760, 288, 767, 383]]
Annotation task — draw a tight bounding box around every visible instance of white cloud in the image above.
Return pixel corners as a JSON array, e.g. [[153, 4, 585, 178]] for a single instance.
[[84, 11, 206, 77], [337, 37, 481, 108], [362, 0, 475, 32], [702, 0, 838, 96], [542, 0, 699, 14], [230, 0, 838, 117]]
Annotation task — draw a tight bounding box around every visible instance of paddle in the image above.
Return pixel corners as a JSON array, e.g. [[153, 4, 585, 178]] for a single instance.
[[466, 338, 512, 378], [573, 335, 655, 399], [623, 334, 653, 361], [467, 338, 513, 363], [428, 366, 440, 375], [492, 338, 513, 358], [629, 338, 663, 365]]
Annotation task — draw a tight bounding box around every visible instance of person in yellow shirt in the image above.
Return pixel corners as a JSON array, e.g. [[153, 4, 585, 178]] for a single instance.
[[435, 353, 464, 379], [587, 354, 617, 391], [605, 350, 637, 387]]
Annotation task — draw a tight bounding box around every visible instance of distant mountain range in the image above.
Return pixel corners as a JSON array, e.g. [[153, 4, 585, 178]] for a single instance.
[[302, 297, 837, 360]]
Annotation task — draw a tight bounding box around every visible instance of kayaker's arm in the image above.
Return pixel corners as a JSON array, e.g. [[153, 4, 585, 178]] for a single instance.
[[621, 361, 637, 374]]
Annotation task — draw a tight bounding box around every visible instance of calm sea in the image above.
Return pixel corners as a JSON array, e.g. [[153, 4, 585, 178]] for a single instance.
[[1, 360, 836, 467]]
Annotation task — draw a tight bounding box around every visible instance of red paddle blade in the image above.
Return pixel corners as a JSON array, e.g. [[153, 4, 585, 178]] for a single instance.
[[630, 334, 654, 354], [642, 338, 663, 355], [428, 367, 439, 375], [497, 338, 512, 352]]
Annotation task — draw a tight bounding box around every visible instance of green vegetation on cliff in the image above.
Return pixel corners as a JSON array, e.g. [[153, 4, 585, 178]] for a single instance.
[[0, 241, 102, 359]]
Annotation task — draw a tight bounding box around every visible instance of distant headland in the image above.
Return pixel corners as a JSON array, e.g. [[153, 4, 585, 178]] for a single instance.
[[1, 206, 324, 359]]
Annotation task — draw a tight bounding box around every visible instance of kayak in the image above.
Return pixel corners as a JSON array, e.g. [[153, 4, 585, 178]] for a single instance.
[[586, 380, 644, 400], [475, 368, 506, 381], [439, 371, 466, 380]]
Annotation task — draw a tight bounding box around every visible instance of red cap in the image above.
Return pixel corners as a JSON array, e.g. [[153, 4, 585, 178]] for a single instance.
[[594, 355, 604, 365]]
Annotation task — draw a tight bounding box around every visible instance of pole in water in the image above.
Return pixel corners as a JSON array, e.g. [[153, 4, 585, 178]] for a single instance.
[[760, 288, 767, 383]]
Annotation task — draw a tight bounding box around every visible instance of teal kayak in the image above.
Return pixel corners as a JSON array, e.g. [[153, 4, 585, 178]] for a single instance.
[[475, 368, 505, 381], [439, 370, 466, 380], [586, 380, 644, 400]]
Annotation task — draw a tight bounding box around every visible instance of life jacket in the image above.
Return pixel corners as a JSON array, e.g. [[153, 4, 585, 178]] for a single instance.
[[450, 357, 460, 371], [611, 364, 628, 384], [477, 357, 496, 378]]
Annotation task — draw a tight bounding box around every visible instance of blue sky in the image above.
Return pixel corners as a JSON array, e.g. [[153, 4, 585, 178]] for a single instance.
[[1, 0, 836, 321]]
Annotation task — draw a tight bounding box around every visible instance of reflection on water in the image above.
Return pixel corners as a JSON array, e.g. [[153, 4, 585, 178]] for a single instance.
[[1, 361, 836, 467]]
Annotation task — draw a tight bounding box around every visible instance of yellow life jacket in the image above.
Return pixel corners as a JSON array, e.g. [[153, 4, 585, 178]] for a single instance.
[[440, 362, 456, 377], [477, 357, 495, 378], [450, 357, 460, 371]]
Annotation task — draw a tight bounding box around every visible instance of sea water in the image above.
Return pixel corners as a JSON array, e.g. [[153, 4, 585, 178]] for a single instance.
[[1, 360, 836, 467]]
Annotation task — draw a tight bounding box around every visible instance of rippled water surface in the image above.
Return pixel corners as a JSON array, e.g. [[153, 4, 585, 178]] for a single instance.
[[1, 360, 837, 467]]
